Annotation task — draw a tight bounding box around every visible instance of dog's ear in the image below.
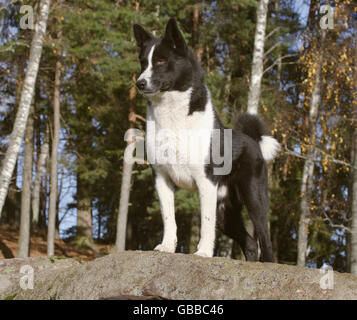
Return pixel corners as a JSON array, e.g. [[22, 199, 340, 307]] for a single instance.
[[162, 18, 188, 57], [133, 24, 153, 49]]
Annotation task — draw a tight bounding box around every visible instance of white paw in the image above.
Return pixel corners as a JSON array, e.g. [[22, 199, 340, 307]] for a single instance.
[[154, 243, 176, 253], [194, 250, 212, 258]]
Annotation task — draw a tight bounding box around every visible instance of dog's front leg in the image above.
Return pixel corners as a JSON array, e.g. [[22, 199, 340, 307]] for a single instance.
[[195, 179, 217, 257], [154, 172, 177, 253]]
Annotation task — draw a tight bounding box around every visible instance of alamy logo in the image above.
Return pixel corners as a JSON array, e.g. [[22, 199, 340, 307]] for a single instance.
[[319, 265, 334, 290], [19, 5, 34, 30], [19, 265, 34, 290], [124, 122, 233, 175], [320, 5, 334, 30]]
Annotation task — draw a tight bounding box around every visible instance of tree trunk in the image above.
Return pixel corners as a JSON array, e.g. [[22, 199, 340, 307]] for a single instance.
[[32, 126, 49, 225], [351, 126, 357, 274], [189, 212, 200, 254], [40, 161, 50, 230], [115, 1, 140, 252], [275, 0, 282, 90], [18, 104, 34, 258], [297, 32, 325, 267], [76, 174, 93, 239], [350, 26, 357, 275], [126, 216, 133, 249], [115, 73, 137, 252], [193, 5, 203, 62], [247, 0, 269, 115], [0, 0, 51, 217], [222, 72, 232, 124], [297, 155, 315, 266], [115, 147, 134, 252], [47, 49, 62, 256]]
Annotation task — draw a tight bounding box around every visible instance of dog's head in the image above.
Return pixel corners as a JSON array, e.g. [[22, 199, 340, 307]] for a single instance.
[[133, 18, 194, 96]]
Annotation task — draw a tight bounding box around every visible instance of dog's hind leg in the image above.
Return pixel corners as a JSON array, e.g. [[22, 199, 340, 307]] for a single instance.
[[238, 176, 274, 262], [217, 184, 259, 261]]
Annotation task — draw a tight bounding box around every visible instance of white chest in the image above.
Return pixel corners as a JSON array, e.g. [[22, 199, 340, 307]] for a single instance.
[[146, 89, 214, 189]]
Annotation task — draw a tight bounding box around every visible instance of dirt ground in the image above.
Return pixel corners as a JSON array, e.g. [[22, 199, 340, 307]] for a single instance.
[[0, 225, 112, 261]]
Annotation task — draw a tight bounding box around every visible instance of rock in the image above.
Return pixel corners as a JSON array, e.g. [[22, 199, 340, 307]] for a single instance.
[[1, 251, 357, 300]]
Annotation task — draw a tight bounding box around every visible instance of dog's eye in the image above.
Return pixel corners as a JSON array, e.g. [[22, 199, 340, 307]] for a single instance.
[[156, 59, 165, 66]]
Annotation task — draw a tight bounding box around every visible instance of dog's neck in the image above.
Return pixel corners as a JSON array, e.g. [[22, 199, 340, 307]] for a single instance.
[[146, 89, 193, 112]]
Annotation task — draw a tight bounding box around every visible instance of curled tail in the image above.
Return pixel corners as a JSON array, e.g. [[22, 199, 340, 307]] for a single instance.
[[234, 113, 280, 161]]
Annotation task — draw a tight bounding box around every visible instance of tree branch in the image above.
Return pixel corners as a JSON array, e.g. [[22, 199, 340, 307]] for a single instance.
[[0, 41, 30, 53], [263, 54, 298, 75], [264, 41, 282, 59], [265, 27, 280, 41], [283, 146, 356, 169], [323, 213, 353, 233]]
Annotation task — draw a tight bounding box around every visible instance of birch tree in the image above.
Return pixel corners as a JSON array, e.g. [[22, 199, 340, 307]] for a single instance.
[[18, 104, 34, 258], [246, 0, 269, 115], [297, 31, 325, 267], [0, 0, 51, 217]]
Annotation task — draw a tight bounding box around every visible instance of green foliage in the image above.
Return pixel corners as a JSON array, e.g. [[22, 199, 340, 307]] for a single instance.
[[4, 294, 17, 300]]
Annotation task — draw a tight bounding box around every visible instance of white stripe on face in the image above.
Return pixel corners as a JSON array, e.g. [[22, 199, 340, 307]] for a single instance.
[[138, 45, 155, 88]]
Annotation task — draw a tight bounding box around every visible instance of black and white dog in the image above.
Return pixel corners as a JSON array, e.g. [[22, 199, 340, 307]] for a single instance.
[[133, 19, 280, 261]]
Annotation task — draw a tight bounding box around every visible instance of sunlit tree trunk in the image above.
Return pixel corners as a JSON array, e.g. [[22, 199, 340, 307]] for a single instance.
[[47, 46, 62, 256], [350, 28, 357, 275], [115, 1, 140, 252], [247, 0, 269, 115], [193, 4, 203, 62], [0, 0, 51, 217], [18, 104, 34, 258], [115, 75, 137, 252], [297, 32, 325, 267], [297, 150, 315, 267]]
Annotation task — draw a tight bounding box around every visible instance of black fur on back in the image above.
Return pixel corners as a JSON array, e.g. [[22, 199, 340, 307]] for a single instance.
[[234, 113, 269, 142]]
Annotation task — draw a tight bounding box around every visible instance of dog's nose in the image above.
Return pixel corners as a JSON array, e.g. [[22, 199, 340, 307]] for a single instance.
[[136, 79, 147, 90]]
